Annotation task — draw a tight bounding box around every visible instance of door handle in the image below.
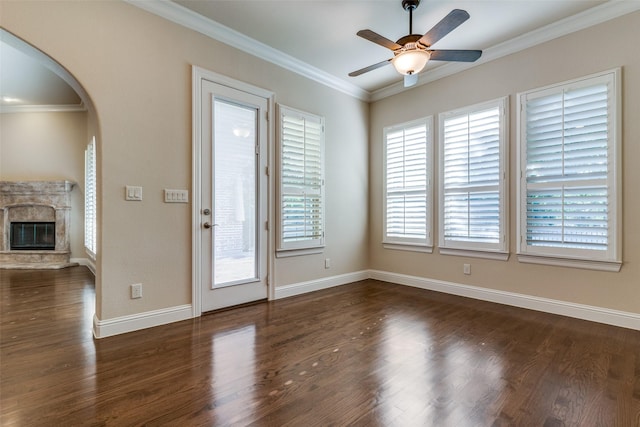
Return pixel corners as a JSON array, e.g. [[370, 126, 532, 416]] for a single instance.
[[203, 222, 219, 229]]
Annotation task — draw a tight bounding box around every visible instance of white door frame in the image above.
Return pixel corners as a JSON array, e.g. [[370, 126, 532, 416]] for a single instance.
[[192, 66, 275, 317]]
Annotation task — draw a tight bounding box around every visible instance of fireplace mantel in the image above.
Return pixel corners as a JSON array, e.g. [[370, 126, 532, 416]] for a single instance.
[[0, 180, 78, 269]]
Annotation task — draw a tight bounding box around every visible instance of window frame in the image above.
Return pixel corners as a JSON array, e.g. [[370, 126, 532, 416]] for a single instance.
[[84, 136, 97, 260], [516, 68, 622, 271], [276, 104, 325, 256], [438, 96, 509, 260], [382, 116, 434, 252]]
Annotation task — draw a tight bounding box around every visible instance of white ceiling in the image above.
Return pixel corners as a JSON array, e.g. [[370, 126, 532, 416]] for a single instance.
[[173, 0, 609, 94], [2, 0, 639, 108], [0, 39, 81, 111]]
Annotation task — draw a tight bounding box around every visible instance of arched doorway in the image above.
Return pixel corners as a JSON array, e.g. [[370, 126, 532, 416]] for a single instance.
[[0, 28, 100, 323]]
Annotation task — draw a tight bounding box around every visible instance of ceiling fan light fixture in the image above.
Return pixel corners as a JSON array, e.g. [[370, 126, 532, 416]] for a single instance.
[[392, 46, 430, 76]]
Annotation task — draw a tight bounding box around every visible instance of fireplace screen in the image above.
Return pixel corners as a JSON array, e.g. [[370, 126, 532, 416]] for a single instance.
[[10, 222, 56, 250]]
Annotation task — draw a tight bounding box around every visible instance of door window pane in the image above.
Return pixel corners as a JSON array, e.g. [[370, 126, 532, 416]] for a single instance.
[[213, 100, 258, 286]]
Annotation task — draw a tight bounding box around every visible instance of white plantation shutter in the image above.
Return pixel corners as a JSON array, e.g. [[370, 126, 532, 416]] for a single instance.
[[278, 106, 324, 251], [439, 98, 507, 253], [384, 118, 432, 247], [84, 137, 97, 258], [518, 70, 621, 268]]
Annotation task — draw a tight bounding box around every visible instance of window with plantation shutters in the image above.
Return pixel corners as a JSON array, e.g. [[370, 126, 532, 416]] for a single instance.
[[277, 105, 325, 253], [517, 69, 621, 271], [84, 137, 97, 259], [383, 117, 433, 250], [439, 97, 508, 258]]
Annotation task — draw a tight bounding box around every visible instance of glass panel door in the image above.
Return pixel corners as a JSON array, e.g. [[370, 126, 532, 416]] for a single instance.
[[213, 99, 258, 287]]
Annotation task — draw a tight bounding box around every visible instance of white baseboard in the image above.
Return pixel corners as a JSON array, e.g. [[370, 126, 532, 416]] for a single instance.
[[369, 270, 640, 331], [91, 269, 639, 338], [71, 257, 96, 275], [93, 304, 192, 339], [274, 270, 369, 299]]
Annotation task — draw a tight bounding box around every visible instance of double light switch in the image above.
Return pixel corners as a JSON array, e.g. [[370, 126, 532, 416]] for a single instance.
[[125, 185, 143, 201]]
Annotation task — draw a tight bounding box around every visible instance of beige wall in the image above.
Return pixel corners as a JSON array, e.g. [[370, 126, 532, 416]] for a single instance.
[[369, 12, 640, 314], [2, 0, 636, 327], [0, 1, 369, 320], [0, 111, 88, 260]]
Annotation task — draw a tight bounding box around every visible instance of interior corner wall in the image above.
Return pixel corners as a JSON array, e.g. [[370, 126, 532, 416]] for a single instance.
[[369, 11, 640, 315], [0, 111, 88, 260], [0, 0, 369, 321]]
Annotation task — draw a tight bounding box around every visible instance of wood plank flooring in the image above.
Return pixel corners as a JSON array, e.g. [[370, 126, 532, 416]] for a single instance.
[[1, 267, 640, 426]]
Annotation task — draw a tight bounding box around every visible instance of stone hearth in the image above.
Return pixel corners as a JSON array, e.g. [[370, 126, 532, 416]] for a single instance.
[[0, 181, 78, 269]]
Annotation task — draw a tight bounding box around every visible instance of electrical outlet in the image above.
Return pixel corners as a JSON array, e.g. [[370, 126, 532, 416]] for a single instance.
[[325, 258, 331, 269], [463, 264, 471, 275], [131, 283, 143, 299]]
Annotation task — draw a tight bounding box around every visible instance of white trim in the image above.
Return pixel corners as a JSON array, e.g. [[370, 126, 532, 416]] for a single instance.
[[274, 270, 369, 300], [126, 0, 368, 101], [0, 103, 86, 113], [276, 247, 325, 258], [91, 269, 638, 336], [70, 257, 96, 275], [517, 254, 622, 272], [192, 66, 204, 318], [369, 270, 640, 331], [370, 1, 640, 101], [383, 243, 433, 254], [438, 248, 509, 261], [92, 304, 192, 339]]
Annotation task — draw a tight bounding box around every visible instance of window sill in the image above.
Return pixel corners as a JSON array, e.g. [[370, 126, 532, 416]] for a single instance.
[[439, 247, 509, 261], [276, 247, 324, 258], [383, 243, 433, 254], [517, 254, 622, 272]]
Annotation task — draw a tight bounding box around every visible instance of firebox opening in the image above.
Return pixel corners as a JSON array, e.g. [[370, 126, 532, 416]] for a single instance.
[[10, 222, 56, 250]]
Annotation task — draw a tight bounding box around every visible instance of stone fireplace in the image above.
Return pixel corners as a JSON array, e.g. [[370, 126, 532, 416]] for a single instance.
[[0, 181, 78, 269]]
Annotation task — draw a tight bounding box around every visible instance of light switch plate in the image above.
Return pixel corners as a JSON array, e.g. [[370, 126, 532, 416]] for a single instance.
[[164, 189, 188, 203], [125, 185, 143, 201]]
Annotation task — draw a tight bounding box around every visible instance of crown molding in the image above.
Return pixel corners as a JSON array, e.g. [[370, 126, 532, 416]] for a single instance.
[[0, 103, 86, 114], [371, 0, 640, 101], [126, 0, 370, 101], [127, 1, 640, 103]]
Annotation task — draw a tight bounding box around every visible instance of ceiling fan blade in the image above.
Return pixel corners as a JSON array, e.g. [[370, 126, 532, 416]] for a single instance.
[[357, 29, 403, 51], [419, 9, 470, 47], [429, 49, 482, 62], [404, 73, 419, 88], [349, 58, 392, 77], [428, 49, 482, 62]]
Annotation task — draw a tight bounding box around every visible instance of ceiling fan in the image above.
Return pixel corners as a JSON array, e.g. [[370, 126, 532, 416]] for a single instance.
[[349, 0, 482, 87]]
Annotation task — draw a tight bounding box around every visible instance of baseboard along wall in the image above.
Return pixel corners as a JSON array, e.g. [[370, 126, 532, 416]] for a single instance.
[[368, 270, 640, 331], [92, 269, 640, 338]]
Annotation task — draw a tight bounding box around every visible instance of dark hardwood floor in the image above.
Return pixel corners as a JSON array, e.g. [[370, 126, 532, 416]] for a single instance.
[[1, 267, 639, 426]]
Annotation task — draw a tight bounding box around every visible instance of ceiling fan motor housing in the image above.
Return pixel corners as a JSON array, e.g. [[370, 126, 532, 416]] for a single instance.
[[396, 34, 424, 47]]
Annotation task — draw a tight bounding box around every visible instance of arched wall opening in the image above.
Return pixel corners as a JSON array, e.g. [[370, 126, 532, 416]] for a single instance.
[[0, 28, 102, 319]]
